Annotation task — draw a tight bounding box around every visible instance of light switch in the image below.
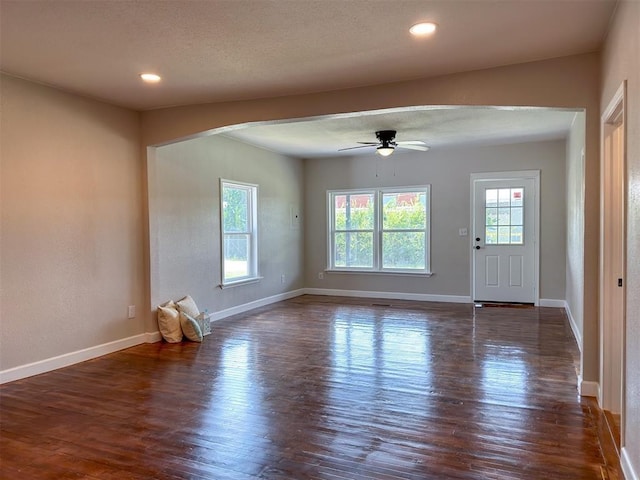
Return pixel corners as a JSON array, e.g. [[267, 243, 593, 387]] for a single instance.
[[459, 228, 468, 236]]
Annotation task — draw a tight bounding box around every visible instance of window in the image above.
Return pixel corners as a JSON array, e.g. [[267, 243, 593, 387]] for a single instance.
[[328, 186, 430, 273], [221, 180, 258, 286], [484, 187, 524, 245]]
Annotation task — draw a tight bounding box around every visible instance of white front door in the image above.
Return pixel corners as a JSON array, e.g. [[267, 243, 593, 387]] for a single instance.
[[472, 171, 539, 304]]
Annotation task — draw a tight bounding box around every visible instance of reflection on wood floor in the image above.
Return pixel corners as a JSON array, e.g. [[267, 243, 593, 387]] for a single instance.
[[0, 295, 622, 479]]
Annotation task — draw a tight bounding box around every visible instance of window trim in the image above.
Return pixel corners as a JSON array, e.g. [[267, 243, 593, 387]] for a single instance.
[[220, 179, 259, 287], [327, 186, 431, 274]]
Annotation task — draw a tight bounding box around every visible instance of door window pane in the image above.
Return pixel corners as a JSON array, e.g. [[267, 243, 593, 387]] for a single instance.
[[485, 187, 524, 245]]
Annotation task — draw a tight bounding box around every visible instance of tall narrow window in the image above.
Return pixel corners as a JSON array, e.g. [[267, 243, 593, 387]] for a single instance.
[[221, 180, 258, 285], [381, 190, 428, 270], [332, 192, 375, 268]]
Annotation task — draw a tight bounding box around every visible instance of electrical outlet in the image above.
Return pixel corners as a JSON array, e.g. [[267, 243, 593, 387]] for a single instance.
[[281, 274, 286, 284], [128, 305, 136, 319]]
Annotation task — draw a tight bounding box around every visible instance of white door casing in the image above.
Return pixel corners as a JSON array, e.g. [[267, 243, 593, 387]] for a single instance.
[[600, 80, 626, 420], [471, 171, 540, 304]]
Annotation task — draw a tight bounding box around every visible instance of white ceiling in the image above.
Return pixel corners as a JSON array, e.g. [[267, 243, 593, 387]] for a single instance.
[[221, 106, 579, 158], [0, 0, 612, 156]]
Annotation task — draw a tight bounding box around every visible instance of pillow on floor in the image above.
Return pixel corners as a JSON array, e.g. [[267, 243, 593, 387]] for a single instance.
[[157, 302, 183, 343], [176, 295, 200, 318], [179, 311, 203, 342]]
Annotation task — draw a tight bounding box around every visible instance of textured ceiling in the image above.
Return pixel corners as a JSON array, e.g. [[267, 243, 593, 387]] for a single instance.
[[222, 106, 579, 158], [0, 0, 616, 111]]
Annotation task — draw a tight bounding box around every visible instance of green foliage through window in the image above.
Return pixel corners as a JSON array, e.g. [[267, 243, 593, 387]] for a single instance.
[[221, 180, 258, 283], [329, 188, 430, 272]]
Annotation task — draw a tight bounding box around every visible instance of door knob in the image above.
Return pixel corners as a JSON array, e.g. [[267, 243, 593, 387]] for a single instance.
[[475, 237, 481, 242], [475, 245, 481, 250]]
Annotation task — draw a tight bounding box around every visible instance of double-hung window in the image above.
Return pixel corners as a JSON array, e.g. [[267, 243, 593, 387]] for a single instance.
[[220, 180, 259, 286], [328, 186, 430, 274]]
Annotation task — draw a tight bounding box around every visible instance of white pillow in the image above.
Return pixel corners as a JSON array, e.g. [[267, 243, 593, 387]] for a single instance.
[[176, 295, 200, 318], [179, 311, 203, 342], [157, 302, 183, 343]]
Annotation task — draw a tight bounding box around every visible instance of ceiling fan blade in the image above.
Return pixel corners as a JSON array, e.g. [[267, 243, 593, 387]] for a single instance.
[[338, 145, 376, 151], [356, 142, 380, 145], [397, 144, 430, 151], [396, 140, 427, 145]]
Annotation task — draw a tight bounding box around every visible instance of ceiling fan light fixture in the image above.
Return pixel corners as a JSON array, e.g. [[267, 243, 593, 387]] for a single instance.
[[410, 22, 437, 36], [376, 146, 395, 157]]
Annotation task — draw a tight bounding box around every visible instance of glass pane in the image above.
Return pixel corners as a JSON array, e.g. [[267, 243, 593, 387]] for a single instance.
[[334, 193, 374, 230], [498, 226, 510, 244], [223, 186, 248, 233], [486, 226, 498, 244], [382, 232, 426, 269], [498, 208, 511, 225], [485, 207, 497, 227], [510, 226, 524, 244], [511, 207, 523, 225], [511, 188, 524, 207], [484, 187, 525, 245], [498, 188, 511, 207], [224, 234, 249, 279], [485, 189, 498, 207], [382, 192, 426, 229], [334, 232, 373, 268]]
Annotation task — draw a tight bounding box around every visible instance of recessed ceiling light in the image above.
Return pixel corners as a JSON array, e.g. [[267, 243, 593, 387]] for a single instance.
[[140, 73, 161, 83], [410, 22, 437, 37]]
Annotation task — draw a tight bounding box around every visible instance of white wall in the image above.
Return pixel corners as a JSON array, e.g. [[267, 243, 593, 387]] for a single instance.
[[304, 140, 566, 301], [565, 112, 586, 348], [601, 1, 640, 475], [149, 134, 304, 316], [0, 75, 144, 372]]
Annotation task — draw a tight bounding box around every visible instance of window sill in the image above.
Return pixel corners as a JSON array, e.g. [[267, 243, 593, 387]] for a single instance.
[[326, 269, 433, 277], [219, 276, 263, 289]]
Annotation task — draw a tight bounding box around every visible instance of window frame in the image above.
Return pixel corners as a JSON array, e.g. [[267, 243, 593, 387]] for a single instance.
[[220, 179, 260, 287], [327, 186, 431, 275]]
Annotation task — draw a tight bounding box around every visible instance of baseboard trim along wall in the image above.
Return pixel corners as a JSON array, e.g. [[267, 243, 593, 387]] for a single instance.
[[539, 298, 566, 308], [563, 301, 583, 351], [304, 288, 472, 304], [0, 332, 155, 384], [578, 378, 600, 398], [622, 447, 639, 480], [210, 289, 306, 321]]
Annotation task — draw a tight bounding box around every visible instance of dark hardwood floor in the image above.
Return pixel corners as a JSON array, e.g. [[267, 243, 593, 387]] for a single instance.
[[0, 295, 622, 479]]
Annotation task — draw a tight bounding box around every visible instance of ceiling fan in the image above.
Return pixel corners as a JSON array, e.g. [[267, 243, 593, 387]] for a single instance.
[[339, 130, 430, 157]]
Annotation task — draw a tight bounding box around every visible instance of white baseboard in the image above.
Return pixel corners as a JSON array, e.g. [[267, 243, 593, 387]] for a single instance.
[[563, 301, 583, 351], [622, 447, 639, 480], [210, 288, 306, 321], [578, 377, 600, 398], [539, 298, 566, 308], [145, 331, 163, 343], [0, 332, 157, 384], [304, 288, 472, 304]]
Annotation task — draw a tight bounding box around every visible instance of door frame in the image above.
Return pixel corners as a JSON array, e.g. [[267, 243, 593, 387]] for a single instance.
[[599, 81, 627, 427], [470, 170, 541, 305]]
